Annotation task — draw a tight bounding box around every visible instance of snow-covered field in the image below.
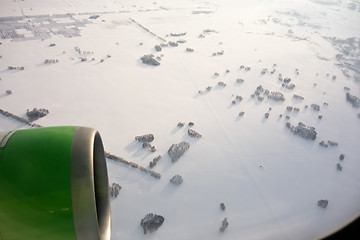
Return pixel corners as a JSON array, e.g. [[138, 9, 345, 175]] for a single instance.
[[1, 0, 360, 239]]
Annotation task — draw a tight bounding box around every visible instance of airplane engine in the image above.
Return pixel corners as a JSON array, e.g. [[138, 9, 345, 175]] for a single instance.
[[0, 127, 111, 240]]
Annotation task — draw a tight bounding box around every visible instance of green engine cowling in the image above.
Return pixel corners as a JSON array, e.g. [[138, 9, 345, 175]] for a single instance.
[[0, 127, 111, 240]]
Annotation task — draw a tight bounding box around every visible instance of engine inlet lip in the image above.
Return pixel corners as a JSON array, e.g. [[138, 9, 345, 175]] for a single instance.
[[70, 127, 111, 240]]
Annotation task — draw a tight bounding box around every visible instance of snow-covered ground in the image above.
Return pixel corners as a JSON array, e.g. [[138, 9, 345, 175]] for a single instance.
[[1, 0, 360, 239]]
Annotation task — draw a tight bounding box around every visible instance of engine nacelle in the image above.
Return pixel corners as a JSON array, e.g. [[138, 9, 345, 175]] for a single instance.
[[0, 127, 111, 240]]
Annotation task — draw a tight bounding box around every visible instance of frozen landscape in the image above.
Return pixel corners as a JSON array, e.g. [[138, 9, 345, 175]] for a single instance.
[[1, 0, 360, 239]]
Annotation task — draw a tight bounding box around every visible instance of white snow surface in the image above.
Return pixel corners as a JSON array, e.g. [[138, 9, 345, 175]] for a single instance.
[[1, 0, 360, 239]]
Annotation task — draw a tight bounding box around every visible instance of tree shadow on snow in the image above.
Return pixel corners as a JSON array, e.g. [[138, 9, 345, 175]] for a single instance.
[[125, 140, 153, 161], [158, 155, 175, 173], [0, 93, 8, 99], [170, 125, 187, 135], [160, 182, 181, 197]]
